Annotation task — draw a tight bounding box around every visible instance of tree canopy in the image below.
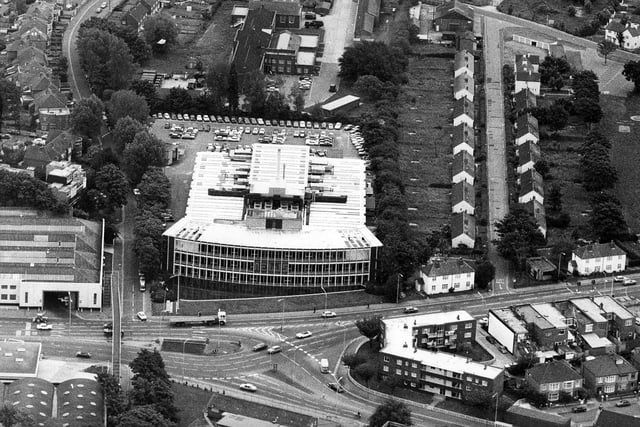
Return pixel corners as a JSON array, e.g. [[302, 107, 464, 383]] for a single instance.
[[356, 315, 382, 346], [622, 60, 640, 92], [97, 372, 127, 427], [112, 116, 147, 153], [369, 400, 412, 427], [138, 166, 171, 210], [71, 95, 104, 139], [339, 41, 408, 83], [107, 90, 150, 127], [589, 192, 629, 242], [0, 170, 69, 214], [143, 14, 178, 53], [95, 164, 130, 209], [121, 131, 166, 185], [598, 40, 617, 64], [494, 208, 546, 269]]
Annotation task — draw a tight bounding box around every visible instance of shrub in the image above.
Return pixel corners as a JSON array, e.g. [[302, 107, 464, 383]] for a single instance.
[[568, 6, 576, 17]]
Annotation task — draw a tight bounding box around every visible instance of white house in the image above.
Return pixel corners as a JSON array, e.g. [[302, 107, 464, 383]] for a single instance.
[[567, 242, 627, 276], [452, 150, 474, 185], [515, 54, 541, 95], [518, 169, 544, 204], [451, 180, 475, 215], [516, 140, 541, 174], [453, 73, 474, 102], [605, 14, 640, 50], [453, 97, 474, 127], [452, 123, 474, 156], [451, 211, 475, 249], [515, 113, 539, 145], [417, 258, 475, 295], [454, 49, 474, 78]]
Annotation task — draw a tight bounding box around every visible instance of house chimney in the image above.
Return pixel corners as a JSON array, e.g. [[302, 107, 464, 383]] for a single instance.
[[457, 314, 460, 320], [403, 342, 408, 348], [403, 323, 408, 329]]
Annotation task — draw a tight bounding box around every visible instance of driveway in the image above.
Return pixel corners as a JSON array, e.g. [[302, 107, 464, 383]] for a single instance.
[[308, 0, 358, 105]]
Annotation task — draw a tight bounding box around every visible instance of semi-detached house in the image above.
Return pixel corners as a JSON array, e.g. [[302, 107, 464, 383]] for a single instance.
[[526, 360, 583, 402], [582, 354, 638, 396], [567, 242, 626, 276], [416, 258, 475, 296]]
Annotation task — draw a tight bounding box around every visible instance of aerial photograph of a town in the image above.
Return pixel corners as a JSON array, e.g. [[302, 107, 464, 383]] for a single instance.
[[4, 0, 640, 425]]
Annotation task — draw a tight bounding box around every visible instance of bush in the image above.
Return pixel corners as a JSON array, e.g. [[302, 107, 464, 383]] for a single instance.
[[568, 6, 576, 17]]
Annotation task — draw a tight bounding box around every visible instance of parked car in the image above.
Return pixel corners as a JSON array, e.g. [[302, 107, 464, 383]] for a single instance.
[[137, 311, 147, 321], [296, 331, 313, 339], [614, 276, 626, 283], [252, 343, 268, 352], [571, 406, 587, 413], [305, 20, 324, 28], [36, 323, 52, 330], [76, 351, 92, 358], [486, 336, 497, 345], [239, 383, 257, 392], [403, 306, 419, 314], [267, 345, 282, 354], [321, 311, 337, 318], [623, 279, 637, 286], [327, 382, 344, 393], [616, 400, 631, 407]]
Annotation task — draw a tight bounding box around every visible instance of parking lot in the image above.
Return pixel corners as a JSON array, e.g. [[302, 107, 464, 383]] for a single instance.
[[151, 115, 365, 221]]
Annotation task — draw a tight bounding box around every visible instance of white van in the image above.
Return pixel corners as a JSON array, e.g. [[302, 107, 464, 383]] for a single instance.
[[320, 358, 329, 373]]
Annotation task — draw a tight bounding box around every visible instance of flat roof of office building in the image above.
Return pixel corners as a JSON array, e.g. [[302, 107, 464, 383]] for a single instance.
[[531, 303, 567, 329], [592, 296, 634, 320], [383, 310, 474, 329], [569, 298, 608, 323], [490, 308, 528, 335]]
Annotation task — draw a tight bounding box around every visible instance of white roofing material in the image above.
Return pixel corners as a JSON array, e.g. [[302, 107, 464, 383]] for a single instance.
[[164, 217, 382, 250], [383, 310, 474, 329], [581, 333, 613, 349], [299, 34, 319, 48], [249, 144, 309, 197], [297, 51, 315, 66], [322, 95, 360, 111], [276, 32, 291, 49], [569, 298, 607, 323], [531, 303, 568, 329], [592, 295, 634, 319]]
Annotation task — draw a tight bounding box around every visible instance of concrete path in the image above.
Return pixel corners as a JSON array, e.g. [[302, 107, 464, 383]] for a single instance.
[[482, 16, 512, 295]]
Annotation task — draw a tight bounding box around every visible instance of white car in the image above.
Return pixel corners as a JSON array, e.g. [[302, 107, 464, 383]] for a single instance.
[[36, 323, 52, 330], [613, 276, 626, 283], [137, 311, 147, 321], [321, 311, 336, 318], [101, 1, 107, 7], [296, 331, 313, 339], [239, 383, 257, 392], [133, 188, 141, 196]]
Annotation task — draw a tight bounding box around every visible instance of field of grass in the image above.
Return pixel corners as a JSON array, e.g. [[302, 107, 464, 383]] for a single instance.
[[141, 2, 236, 75], [497, 0, 611, 35], [173, 383, 212, 427], [398, 46, 455, 236]]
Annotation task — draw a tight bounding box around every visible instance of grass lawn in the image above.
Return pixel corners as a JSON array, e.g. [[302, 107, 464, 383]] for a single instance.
[[497, 0, 612, 36], [397, 45, 455, 236], [172, 383, 213, 427], [176, 290, 385, 316], [262, 369, 314, 395], [435, 397, 495, 421]]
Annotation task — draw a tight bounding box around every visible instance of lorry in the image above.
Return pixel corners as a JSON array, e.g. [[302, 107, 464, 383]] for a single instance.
[[168, 309, 227, 327], [320, 358, 329, 373]]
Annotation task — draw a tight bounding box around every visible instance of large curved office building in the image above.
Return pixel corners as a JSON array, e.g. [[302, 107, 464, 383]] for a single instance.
[[162, 144, 382, 298]]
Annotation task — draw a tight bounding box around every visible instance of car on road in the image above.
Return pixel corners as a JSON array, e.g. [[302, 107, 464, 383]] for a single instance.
[[76, 351, 92, 358], [296, 331, 313, 339], [616, 400, 631, 407], [252, 343, 268, 352], [486, 336, 497, 345], [133, 188, 141, 196], [96, 6, 102, 13], [305, 20, 324, 28], [36, 323, 52, 330], [32, 313, 48, 323], [137, 311, 147, 321], [321, 311, 337, 318], [497, 344, 508, 354], [623, 279, 637, 286], [571, 406, 587, 413], [266, 345, 282, 354], [403, 306, 418, 314], [614, 276, 626, 283], [636, 317, 640, 326], [239, 383, 257, 392], [327, 382, 344, 393], [101, 2, 107, 7]]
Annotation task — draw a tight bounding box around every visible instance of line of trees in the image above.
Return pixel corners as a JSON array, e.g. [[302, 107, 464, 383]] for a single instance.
[[0, 169, 69, 214], [100, 348, 178, 426]]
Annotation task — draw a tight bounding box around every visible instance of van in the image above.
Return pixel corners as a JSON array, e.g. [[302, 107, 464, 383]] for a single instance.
[[320, 358, 329, 373], [304, 12, 316, 20]]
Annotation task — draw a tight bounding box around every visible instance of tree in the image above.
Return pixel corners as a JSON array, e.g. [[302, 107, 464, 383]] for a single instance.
[[598, 40, 618, 64], [143, 14, 178, 53], [77, 28, 134, 96], [355, 315, 382, 347], [228, 63, 239, 114], [71, 95, 104, 139], [534, 159, 550, 178], [242, 71, 267, 115], [117, 405, 174, 427], [540, 56, 571, 85], [618, 31, 625, 48], [205, 62, 230, 111], [589, 192, 628, 241], [136, 236, 162, 278], [289, 87, 305, 113], [494, 208, 546, 269], [342, 352, 366, 369], [369, 400, 412, 427], [353, 362, 377, 387], [573, 96, 603, 123], [354, 75, 386, 100], [475, 260, 495, 290], [558, 391, 573, 404], [339, 41, 408, 83], [622, 60, 640, 92], [547, 103, 569, 131], [138, 166, 171, 210], [107, 90, 150, 126], [130, 80, 158, 112], [133, 211, 165, 249], [130, 348, 170, 382], [128, 377, 179, 423], [112, 116, 146, 153], [0, 170, 69, 214], [95, 164, 130, 209], [547, 184, 563, 212], [121, 131, 166, 185], [0, 404, 36, 427], [97, 372, 127, 427]]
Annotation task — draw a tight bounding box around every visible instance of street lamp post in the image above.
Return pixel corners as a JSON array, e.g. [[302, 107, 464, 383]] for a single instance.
[[169, 274, 180, 313], [278, 298, 285, 332], [182, 339, 186, 380], [494, 392, 500, 425], [321, 285, 327, 312], [396, 274, 403, 304], [557, 252, 565, 282], [67, 291, 72, 336]]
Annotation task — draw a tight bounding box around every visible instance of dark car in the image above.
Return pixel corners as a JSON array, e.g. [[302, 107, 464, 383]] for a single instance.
[[252, 343, 268, 352], [76, 351, 92, 358], [403, 306, 418, 314], [571, 406, 587, 413], [327, 382, 344, 393], [305, 20, 324, 28]]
